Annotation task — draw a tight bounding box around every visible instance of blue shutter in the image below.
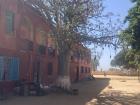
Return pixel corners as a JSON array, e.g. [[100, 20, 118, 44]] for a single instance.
[[9, 57, 19, 80], [0, 56, 4, 80], [4, 57, 10, 80]]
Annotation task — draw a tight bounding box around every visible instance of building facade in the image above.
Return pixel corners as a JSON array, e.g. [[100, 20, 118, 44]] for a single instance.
[[0, 0, 91, 93], [70, 45, 91, 82]]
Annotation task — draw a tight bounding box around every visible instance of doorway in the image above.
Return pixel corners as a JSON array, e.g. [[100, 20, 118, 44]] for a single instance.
[[75, 66, 79, 82], [33, 60, 40, 83]]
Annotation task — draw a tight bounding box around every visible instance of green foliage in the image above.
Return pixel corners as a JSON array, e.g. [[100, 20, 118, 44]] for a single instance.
[[126, 49, 140, 69], [117, 0, 140, 70], [111, 49, 140, 69], [124, 0, 140, 50], [111, 50, 128, 68], [119, 28, 134, 47]]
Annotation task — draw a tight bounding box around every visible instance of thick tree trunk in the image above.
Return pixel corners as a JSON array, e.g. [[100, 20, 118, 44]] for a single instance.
[[56, 52, 71, 90]]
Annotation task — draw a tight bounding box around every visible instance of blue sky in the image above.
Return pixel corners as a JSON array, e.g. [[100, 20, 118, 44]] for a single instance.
[[97, 0, 133, 70]]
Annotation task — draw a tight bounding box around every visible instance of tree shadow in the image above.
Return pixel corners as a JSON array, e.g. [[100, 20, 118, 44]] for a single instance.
[[96, 90, 140, 105], [69, 78, 111, 105], [0, 78, 111, 105]]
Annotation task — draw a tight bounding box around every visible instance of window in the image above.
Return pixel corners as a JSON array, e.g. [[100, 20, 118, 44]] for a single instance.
[[20, 17, 33, 40], [48, 62, 53, 75], [0, 56, 4, 80], [6, 10, 15, 33], [38, 45, 46, 55], [81, 66, 84, 73], [36, 30, 46, 46], [40, 31, 46, 46], [85, 67, 87, 73], [73, 51, 80, 59], [0, 6, 1, 22], [0, 56, 19, 80], [88, 68, 91, 73], [71, 56, 74, 61], [48, 47, 55, 57]]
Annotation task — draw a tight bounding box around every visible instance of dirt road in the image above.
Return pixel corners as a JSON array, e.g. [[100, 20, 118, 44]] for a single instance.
[[1, 75, 140, 105]]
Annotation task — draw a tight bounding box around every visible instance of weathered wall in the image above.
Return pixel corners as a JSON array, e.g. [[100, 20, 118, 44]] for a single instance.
[[0, 0, 91, 93]]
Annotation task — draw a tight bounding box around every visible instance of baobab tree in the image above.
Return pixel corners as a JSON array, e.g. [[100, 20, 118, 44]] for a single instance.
[[23, 0, 121, 90]]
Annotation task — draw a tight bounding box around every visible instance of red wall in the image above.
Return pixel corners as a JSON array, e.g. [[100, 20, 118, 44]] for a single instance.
[[70, 58, 91, 82], [0, 0, 91, 91], [0, 0, 58, 87]]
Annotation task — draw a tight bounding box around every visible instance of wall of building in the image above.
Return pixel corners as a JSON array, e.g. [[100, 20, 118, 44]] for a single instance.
[[70, 45, 91, 82], [0, 0, 91, 93], [0, 0, 58, 89]]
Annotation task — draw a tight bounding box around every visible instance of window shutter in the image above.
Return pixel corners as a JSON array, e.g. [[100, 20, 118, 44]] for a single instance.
[[6, 10, 14, 34]]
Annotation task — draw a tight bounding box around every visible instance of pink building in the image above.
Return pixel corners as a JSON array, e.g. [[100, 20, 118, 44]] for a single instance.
[[0, 0, 91, 94]]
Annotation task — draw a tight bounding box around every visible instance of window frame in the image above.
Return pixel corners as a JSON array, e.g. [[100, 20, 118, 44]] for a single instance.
[[81, 66, 84, 73], [47, 62, 53, 75], [5, 10, 15, 34]]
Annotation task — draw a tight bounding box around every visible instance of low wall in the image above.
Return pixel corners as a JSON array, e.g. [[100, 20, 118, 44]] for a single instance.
[[92, 71, 138, 76]]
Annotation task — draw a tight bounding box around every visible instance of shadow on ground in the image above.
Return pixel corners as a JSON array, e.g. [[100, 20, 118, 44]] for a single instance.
[[0, 78, 110, 105], [71, 78, 111, 105], [95, 91, 140, 105]]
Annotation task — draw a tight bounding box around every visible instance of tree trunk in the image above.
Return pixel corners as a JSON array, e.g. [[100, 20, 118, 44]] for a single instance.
[[138, 69, 140, 82], [56, 52, 71, 90]]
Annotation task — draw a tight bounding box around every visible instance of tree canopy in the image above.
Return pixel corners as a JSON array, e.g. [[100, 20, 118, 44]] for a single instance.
[[23, 0, 120, 49], [111, 50, 127, 68], [113, 0, 140, 70], [22, 0, 122, 89], [124, 0, 140, 50]]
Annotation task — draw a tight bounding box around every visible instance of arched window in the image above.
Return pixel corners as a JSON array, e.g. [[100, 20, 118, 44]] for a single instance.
[[20, 17, 33, 41], [47, 34, 56, 48], [36, 29, 46, 46]]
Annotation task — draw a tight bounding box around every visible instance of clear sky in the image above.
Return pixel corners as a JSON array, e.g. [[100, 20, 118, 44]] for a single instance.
[[97, 0, 133, 71]]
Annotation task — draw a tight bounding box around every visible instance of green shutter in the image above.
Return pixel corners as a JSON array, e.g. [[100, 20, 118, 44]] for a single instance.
[[6, 10, 14, 33]]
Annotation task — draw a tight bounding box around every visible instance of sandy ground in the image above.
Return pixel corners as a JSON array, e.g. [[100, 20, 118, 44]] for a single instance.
[[1, 75, 140, 105]]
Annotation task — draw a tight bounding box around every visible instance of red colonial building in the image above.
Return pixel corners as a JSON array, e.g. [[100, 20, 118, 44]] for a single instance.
[[70, 45, 91, 82], [0, 0, 91, 94]]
